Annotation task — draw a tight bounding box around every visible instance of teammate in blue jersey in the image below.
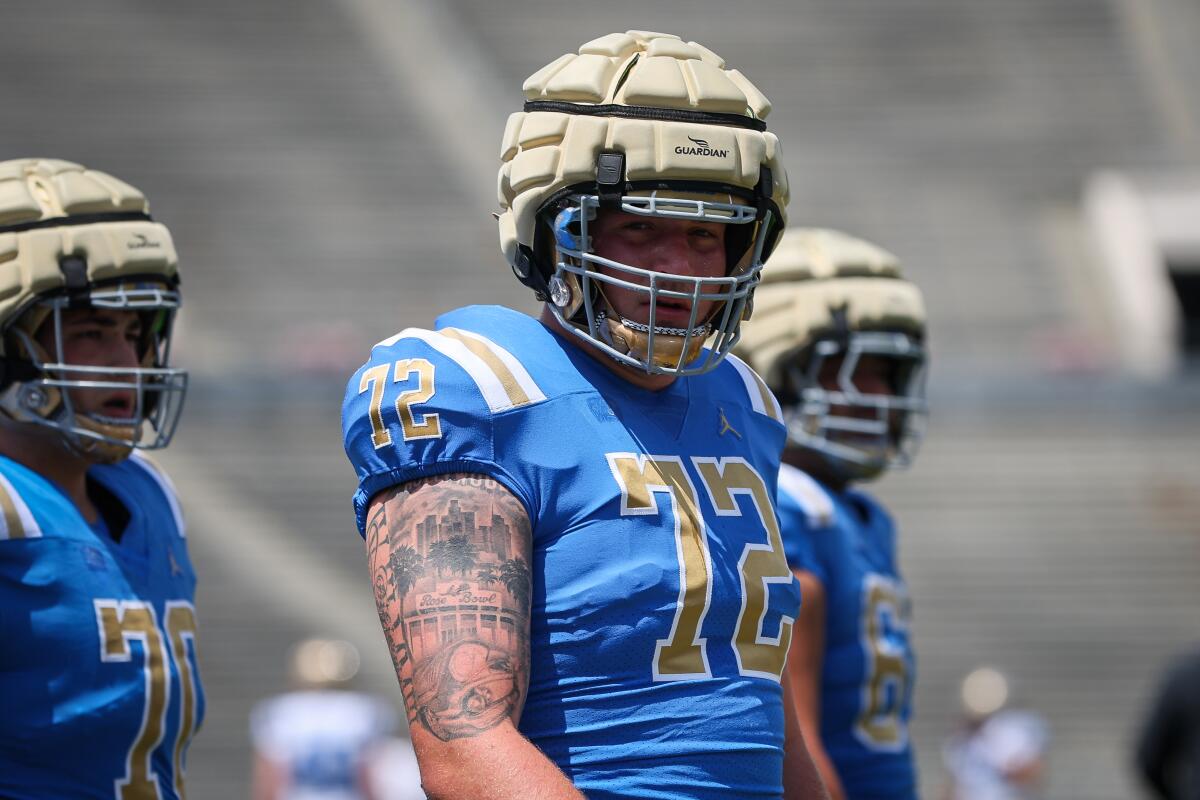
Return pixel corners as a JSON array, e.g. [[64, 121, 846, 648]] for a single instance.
[[0, 159, 202, 799], [343, 31, 828, 800], [735, 228, 929, 800]]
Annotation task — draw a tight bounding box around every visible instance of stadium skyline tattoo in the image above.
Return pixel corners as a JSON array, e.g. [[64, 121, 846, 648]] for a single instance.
[[393, 498, 529, 664]]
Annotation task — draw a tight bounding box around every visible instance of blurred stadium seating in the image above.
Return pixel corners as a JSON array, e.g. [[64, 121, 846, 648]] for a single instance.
[[3, 1, 1198, 796]]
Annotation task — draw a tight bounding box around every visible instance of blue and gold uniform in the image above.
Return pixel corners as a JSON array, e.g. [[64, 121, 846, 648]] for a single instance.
[[777, 462, 917, 800], [343, 305, 800, 800], [0, 453, 204, 800]]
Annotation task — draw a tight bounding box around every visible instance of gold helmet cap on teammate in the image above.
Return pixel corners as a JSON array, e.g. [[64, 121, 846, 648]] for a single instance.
[[735, 227, 928, 481], [0, 158, 186, 462], [738, 227, 925, 388]]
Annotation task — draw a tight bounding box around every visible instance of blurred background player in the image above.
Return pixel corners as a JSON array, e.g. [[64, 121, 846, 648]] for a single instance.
[[0, 158, 199, 799], [736, 228, 928, 799], [364, 736, 426, 800], [941, 666, 1050, 800], [250, 638, 406, 800], [344, 30, 828, 800], [1134, 642, 1200, 800]]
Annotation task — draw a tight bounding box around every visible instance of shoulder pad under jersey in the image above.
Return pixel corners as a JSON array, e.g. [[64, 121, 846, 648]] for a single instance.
[[777, 464, 836, 531], [722, 353, 785, 426], [125, 452, 186, 538], [0, 463, 44, 541], [775, 464, 838, 575], [342, 323, 550, 534]]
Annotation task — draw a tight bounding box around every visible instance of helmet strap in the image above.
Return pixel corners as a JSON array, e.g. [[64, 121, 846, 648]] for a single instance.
[[510, 243, 550, 299], [595, 150, 626, 211], [58, 254, 92, 308]]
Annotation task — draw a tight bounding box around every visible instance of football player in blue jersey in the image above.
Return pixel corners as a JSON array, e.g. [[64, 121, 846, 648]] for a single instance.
[[735, 228, 929, 800], [0, 159, 202, 799], [343, 31, 828, 800]]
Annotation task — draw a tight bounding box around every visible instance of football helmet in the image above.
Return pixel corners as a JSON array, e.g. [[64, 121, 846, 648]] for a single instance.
[[735, 228, 928, 481], [0, 158, 186, 463], [497, 31, 789, 375]]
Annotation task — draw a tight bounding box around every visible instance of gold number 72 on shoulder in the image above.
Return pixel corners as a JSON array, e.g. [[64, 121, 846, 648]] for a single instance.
[[359, 358, 442, 447]]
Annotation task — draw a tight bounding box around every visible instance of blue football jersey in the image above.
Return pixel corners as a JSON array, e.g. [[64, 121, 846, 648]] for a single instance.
[[343, 305, 800, 800], [0, 453, 204, 800], [776, 463, 917, 800]]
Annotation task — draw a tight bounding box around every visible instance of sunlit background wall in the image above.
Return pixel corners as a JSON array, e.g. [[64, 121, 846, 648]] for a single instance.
[[4, 0, 1199, 796]]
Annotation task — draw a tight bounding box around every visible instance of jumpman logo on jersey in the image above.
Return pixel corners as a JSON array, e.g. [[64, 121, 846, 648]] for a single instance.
[[168, 550, 183, 577], [718, 407, 742, 439]]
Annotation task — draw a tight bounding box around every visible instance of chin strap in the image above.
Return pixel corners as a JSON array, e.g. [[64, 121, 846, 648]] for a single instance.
[[510, 244, 550, 300]]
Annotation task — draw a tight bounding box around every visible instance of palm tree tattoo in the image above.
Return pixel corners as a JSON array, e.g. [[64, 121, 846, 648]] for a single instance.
[[367, 473, 532, 739]]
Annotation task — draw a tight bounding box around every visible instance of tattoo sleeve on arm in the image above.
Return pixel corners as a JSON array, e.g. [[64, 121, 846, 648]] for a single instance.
[[365, 473, 532, 742]]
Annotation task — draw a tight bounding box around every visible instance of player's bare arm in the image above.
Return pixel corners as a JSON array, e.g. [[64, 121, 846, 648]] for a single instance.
[[365, 474, 584, 799], [782, 672, 833, 800], [785, 570, 841, 800], [366, 473, 529, 738], [787, 570, 846, 800]]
